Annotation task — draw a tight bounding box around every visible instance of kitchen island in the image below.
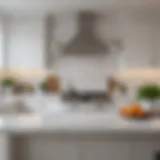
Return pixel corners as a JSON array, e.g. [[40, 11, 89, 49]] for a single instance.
[[1, 111, 160, 160]]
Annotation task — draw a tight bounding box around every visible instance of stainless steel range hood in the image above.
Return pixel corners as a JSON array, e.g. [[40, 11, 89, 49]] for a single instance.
[[64, 11, 107, 54]]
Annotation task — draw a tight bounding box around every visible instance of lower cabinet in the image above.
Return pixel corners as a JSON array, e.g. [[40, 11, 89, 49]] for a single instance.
[[154, 142, 160, 160], [0, 133, 10, 160], [77, 140, 130, 160], [11, 135, 160, 160], [130, 141, 160, 160], [28, 137, 77, 160], [130, 141, 155, 160], [27, 136, 130, 160], [78, 140, 160, 160]]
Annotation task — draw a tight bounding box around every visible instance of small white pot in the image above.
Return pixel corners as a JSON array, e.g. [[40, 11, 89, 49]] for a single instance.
[[139, 100, 152, 111]]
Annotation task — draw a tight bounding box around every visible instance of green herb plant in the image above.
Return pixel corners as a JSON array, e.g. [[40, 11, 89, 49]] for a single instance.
[[1, 77, 16, 88], [138, 84, 160, 103]]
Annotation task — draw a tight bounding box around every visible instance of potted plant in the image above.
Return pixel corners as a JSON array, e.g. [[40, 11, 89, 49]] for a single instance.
[[137, 84, 160, 111], [0, 77, 18, 99], [1, 77, 16, 88], [39, 75, 61, 94]]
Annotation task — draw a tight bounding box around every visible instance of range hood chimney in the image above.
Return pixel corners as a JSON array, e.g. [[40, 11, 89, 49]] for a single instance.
[[64, 11, 107, 54]]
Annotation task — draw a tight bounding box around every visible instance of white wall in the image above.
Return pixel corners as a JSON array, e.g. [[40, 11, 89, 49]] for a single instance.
[[2, 9, 160, 90], [7, 17, 45, 69], [50, 10, 160, 90]]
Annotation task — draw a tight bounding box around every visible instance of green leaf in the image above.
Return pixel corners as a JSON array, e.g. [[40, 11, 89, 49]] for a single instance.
[[1, 77, 16, 87], [138, 84, 160, 101]]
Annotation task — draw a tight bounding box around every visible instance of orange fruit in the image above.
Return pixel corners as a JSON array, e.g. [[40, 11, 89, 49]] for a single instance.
[[130, 104, 147, 117], [132, 105, 142, 114], [121, 106, 136, 117], [136, 109, 147, 117], [121, 104, 145, 118]]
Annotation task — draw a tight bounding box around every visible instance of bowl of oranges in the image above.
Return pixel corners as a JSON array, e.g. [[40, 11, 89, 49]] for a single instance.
[[120, 104, 150, 119]]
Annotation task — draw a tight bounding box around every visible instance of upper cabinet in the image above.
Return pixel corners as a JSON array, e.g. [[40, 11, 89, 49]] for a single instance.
[[119, 11, 160, 69], [118, 10, 160, 69]]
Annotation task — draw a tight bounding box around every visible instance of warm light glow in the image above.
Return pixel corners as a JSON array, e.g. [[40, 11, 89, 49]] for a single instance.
[[117, 69, 160, 83], [0, 68, 54, 79]]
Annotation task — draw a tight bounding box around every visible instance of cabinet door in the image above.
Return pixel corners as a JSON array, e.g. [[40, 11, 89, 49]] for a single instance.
[[28, 136, 77, 160], [0, 133, 9, 160], [130, 141, 155, 160], [153, 141, 160, 160], [77, 140, 130, 160]]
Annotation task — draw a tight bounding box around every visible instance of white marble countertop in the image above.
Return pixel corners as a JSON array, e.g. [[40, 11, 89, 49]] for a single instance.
[[0, 96, 159, 134], [0, 110, 160, 134]]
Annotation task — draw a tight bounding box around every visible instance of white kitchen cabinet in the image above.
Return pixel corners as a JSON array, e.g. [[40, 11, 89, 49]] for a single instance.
[[0, 133, 10, 160], [77, 140, 130, 160], [28, 136, 77, 160], [13, 135, 160, 160], [130, 141, 155, 160], [129, 140, 160, 160], [153, 141, 160, 160], [25, 137, 130, 160]]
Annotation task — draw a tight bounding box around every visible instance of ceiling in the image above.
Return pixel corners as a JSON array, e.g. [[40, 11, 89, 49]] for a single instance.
[[0, 0, 160, 16]]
